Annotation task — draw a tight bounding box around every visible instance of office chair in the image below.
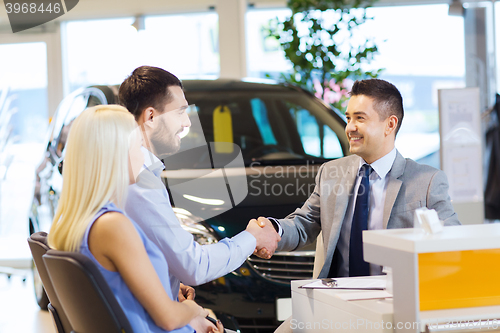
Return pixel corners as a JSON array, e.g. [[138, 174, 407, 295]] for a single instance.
[[43, 249, 134, 333], [27, 232, 72, 333]]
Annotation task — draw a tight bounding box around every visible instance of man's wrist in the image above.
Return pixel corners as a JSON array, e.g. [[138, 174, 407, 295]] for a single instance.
[[267, 217, 283, 236]]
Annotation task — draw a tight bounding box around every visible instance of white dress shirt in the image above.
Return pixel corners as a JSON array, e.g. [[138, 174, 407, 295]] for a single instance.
[[125, 147, 256, 298]]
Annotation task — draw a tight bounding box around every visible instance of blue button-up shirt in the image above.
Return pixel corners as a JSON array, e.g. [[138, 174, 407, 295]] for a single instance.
[[125, 147, 256, 298]]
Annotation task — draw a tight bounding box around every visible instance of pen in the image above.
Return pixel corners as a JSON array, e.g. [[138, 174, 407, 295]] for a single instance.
[[206, 316, 227, 333], [321, 278, 337, 288]]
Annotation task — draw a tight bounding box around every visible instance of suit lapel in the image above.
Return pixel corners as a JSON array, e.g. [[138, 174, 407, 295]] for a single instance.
[[322, 156, 359, 274], [383, 151, 406, 229]]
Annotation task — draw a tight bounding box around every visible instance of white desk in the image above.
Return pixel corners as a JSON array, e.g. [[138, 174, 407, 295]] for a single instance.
[[364, 225, 500, 332], [291, 277, 393, 333], [292, 224, 500, 333]]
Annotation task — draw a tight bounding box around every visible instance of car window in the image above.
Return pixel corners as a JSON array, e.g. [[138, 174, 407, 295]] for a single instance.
[[52, 90, 107, 159], [47, 89, 83, 150], [322, 125, 344, 158], [52, 94, 88, 158], [287, 102, 343, 159], [176, 89, 346, 168], [250, 98, 278, 146]]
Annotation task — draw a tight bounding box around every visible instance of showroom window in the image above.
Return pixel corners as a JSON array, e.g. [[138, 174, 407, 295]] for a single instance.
[[495, 1, 500, 94], [0, 42, 49, 149], [64, 12, 219, 92], [246, 8, 292, 78], [364, 4, 465, 166], [0, 42, 48, 144], [0, 42, 48, 237], [246, 5, 465, 166]]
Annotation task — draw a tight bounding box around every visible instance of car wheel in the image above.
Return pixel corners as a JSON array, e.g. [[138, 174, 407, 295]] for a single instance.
[[32, 260, 49, 310]]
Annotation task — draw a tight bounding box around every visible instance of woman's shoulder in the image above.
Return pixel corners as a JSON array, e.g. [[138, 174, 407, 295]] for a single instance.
[[93, 211, 134, 236], [90, 204, 152, 255], [87, 210, 140, 272], [89, 210, 146, 264]]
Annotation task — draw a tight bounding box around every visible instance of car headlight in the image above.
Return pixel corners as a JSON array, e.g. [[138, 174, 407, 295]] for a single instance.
[[173, 207, 218, 245]]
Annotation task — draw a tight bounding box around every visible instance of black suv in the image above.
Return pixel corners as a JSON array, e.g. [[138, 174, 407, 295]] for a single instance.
[[29, 80, 348, 332]]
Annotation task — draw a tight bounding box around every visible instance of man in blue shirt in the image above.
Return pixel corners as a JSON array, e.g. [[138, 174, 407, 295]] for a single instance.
[[119, 66, 280, 305]]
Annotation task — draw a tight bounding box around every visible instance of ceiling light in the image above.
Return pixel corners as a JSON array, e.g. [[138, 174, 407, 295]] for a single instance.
[[131, 16, 145, 31], [448, 0, 464, 17], [183, 194, 225, 206]]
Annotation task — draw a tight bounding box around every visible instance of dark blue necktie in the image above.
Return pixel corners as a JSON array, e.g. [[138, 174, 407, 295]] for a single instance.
[[349, 164, 371, 277]]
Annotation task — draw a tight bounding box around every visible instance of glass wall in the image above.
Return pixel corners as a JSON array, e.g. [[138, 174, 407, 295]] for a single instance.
[[246, 8, 292, 78], [64, 12, 219, 92], [364, 5, 465, 167], [0, 42, 48, 237], [495, 1, 500, 95], [0, 42, 48, 143], [246, 5, 465, 167]]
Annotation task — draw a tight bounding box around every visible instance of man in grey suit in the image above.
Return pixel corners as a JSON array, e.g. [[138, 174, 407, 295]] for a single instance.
[[259, 78, 460, 332]]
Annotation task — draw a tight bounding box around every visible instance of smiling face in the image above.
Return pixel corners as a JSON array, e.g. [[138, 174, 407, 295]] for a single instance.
[[345, 94, 398, 164], [141, 86, 192, 158]]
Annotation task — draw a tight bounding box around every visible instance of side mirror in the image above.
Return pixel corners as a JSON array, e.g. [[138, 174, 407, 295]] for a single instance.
[[58, 161, 63, 175]]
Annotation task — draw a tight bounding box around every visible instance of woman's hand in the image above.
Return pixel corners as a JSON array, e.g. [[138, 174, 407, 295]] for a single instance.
[[182, 300, 208, 318], [189, 314, 221, 333]]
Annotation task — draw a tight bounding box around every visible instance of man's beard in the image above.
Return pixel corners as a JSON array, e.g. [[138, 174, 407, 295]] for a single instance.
[[150, 136, 180, 159]]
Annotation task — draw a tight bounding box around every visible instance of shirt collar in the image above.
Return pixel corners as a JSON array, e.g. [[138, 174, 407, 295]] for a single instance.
[[359, 147, 397, 179], [141, 146, 165, 177]]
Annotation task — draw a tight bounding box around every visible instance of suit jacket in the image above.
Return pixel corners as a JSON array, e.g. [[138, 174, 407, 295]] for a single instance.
[[276, 151, 460, 278]]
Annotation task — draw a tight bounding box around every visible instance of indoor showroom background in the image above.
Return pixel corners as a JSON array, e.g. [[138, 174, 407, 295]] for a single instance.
[[0, 0, 498, 331]]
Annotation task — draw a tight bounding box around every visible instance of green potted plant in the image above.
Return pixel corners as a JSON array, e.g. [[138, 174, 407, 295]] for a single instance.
[[268, 0, 383, 112]]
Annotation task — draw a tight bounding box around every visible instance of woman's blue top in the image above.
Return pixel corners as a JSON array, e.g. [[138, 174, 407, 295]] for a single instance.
[[79, 202, 195, 333]]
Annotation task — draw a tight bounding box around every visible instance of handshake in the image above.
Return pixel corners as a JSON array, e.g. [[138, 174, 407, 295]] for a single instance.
[[245, 217, 281, 259]]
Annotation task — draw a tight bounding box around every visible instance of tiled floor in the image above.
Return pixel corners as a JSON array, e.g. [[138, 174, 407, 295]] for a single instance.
[[0, 272, 54, 333], [0, 143, 54, 333]]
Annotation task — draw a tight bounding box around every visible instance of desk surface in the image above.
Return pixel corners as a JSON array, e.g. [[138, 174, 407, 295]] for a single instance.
[[363, 224, 500, 253], [292, 278, 500, 332], [292, 277, 393, 332]]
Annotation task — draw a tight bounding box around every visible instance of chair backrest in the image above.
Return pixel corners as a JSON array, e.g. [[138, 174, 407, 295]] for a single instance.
[[27, 232, 72, 333], [43, 249, 134, 333]]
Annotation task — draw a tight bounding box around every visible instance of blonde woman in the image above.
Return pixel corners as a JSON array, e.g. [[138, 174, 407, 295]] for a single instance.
[[48, 105, 223, 333]]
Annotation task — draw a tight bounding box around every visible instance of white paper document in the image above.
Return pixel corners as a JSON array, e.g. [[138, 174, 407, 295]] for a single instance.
[[300, 278, 386, 290]]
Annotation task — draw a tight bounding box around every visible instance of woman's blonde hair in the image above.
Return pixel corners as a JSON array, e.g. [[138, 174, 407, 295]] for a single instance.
[[48, 104, 136, 251]]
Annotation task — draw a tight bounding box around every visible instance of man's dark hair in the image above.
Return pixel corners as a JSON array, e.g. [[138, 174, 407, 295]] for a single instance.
[[350, 79, 404, 134], [119, 66, 183, 120]]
